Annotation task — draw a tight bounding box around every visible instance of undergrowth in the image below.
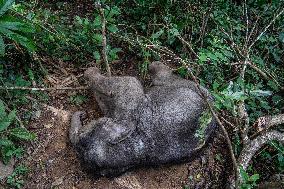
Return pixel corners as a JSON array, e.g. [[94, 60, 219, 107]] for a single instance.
[[0, 0, 283, 188]]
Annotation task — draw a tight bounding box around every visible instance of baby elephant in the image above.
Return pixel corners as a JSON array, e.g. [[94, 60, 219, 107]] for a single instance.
[[70, 61, 215, 177]]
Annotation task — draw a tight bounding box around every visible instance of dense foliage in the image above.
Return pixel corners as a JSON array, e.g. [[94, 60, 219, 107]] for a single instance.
[[0, 0, 283, 188]]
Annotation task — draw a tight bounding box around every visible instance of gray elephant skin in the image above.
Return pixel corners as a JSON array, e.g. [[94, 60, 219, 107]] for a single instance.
[[70, 61, 216, 177]]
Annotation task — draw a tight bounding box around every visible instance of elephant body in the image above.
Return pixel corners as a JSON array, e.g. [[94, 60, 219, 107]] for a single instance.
[[70, 62, 216, 177]]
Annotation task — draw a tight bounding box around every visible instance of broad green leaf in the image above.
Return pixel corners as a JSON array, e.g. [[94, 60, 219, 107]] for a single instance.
[[0, 21, 34, 33], [0, 35, 4, 56], [0, 138, 13, 147], [0, 27, 36, 51], [9, 127, 36, 140], [0, 109, 16, 132], [1, 145, 23, 164], [0, 0, 14, 17], [212, 80, 219, 90]]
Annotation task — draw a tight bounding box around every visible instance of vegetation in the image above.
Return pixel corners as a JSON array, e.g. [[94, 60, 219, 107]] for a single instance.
[[0, 0, 283, 188]]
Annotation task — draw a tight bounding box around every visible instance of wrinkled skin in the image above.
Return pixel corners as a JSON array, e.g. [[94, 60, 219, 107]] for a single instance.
[[70, 61, 215, 177]]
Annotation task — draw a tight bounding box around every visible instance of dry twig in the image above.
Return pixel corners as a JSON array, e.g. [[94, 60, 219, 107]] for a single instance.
[[96, 2, 111, 77], [0, 86, 88, 91], [248, 7, 284, 51]]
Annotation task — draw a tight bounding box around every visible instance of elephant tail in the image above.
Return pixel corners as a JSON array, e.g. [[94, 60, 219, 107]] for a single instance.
[[70, 111, 86, 145]]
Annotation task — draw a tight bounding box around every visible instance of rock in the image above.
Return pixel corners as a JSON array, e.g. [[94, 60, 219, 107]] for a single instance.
[[69, 61, 216, 177], [0, 159, 14, 180], [115, 174, 142, 189], [51, 176, 64, 187]]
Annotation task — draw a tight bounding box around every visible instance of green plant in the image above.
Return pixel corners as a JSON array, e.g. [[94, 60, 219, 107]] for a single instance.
[[111, 0, 284, 186], [239, 166, 260, 189], [195, 109, 212, 144], [19, 1, 121, 65], [6, 165, 29, 189], [0, 99, 36, 164], [69, 94, 87, 106], [0, 0, 35, 56]]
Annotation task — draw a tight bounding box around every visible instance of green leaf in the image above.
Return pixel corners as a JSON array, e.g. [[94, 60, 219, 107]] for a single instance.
[[198, 52, 208, 62], [0, 138, 13, 147], [0, 99, 6, 118], [0, 109, 16, 132], [239, 166, 249, 181], [109, 6, 120, 16], [1, 145, 23, 164], [249, 174, 260, 182], [0, 27, 36, 52], [0, 35, 5, 56], [279, 32, 284, 43], [0, 0, 15, 17], [195, 109, 212, 141], [83, 18, 89, 25], [0, 21, 34, 33], [151, 29, 164, 39], [92, 33, 103, 43], [75, 15, 82, 25], [199, 109, 213, 128], [169, 28, 179, 37], [213, 80, 219, 90], [93, 51, 100, 60], [93, 16, 101, 27], [9, 127, 36, 140], [107, 24, 118, 33]]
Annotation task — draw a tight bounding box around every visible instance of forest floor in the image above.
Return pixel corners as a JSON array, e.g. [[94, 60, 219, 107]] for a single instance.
[[10, 59, 232, 189]]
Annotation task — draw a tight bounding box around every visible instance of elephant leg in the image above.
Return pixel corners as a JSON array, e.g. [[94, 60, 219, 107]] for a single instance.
[[70, 111, 86, 145], [148, 61, 174, 86]]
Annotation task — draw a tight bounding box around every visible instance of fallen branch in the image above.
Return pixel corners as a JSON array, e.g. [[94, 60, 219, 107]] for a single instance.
[[0, 86, 88, 91], [238, 130, 284, 171], [251, 114, 284, 138], [239, 56, 250, 145]]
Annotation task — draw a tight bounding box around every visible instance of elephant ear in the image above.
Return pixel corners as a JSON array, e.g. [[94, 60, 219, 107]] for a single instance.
[[101, 119, 135, 145]]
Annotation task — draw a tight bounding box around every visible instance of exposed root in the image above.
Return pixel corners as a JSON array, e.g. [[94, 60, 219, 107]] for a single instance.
[[238, 130, 284, 171]]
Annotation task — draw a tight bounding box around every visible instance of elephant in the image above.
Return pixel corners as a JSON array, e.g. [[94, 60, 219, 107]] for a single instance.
[[70, 61, 216, 177]]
